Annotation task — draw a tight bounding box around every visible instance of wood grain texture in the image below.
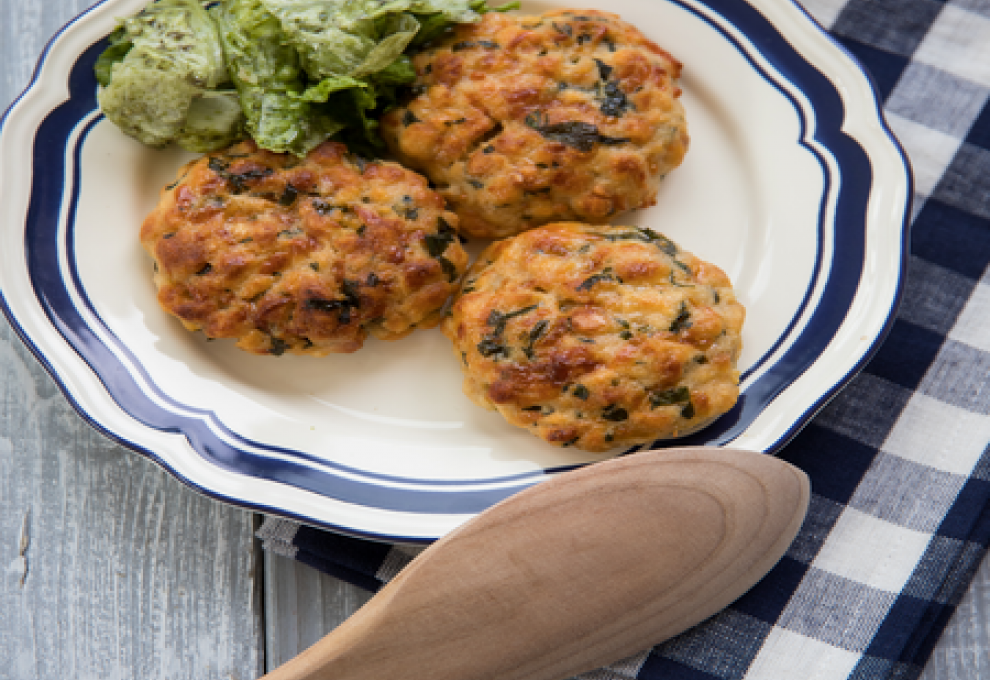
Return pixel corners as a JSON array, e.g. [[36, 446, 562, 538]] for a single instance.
[[264, 552, 372, 671], [263, 449, 809, 680], [0, 312, 264, 680], [919, 554, 990, 680], [0, 2, 263, 677]]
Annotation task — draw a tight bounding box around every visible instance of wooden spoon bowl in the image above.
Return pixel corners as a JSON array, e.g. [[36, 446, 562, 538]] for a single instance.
[[263, 447, 810, 680]]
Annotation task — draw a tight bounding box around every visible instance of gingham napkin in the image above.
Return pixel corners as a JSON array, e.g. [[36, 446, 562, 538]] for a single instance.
[[259, 0, 990, 677]]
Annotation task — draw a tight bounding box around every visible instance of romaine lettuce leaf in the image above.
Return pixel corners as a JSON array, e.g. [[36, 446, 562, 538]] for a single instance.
[[97, 0, 243, 149], [94, 27, 132, 88], [411, 0, 519, 47], [368, 55, 417, 86], [176, 90, 248, 152], [213, 0, 357, 155], [259, 0, 480, 80], [248, 0, 485, 153], [98, 66, 201, 147], [291, 56, 416, 156], [350, 13, 421, 78], [95, 0, 516, 155], [296, 74, 368, 103]]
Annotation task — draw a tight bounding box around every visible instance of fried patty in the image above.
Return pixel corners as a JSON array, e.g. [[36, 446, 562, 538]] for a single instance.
[[141, 140, 468, 356], [442, 223, 743, 452], [382, 9, 689, 239]]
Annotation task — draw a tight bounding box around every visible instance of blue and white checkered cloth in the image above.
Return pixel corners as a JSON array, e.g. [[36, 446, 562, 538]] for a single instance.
[[259, 0, 990, 677]]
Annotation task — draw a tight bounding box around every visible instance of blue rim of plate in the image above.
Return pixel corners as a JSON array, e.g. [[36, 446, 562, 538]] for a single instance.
[[0, 0, 911, 542]]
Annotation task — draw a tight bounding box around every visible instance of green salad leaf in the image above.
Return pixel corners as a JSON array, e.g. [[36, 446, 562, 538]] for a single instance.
[[211, 0, 338, 155], [97, 0, 244, 149], [260, 1, 421, 79], [411, 0, 519, 47], [93, 27, 133, 88], [95, 0, 515, 155], [177, 90, 247, 152]]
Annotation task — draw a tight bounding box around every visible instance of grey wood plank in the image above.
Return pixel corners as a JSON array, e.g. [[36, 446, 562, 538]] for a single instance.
[[1, 0, 53, 111], [0, 315, 264, 680], [920, 555, 990, 679], [0, 1, 264, 678], [263, 551, 371, 671]]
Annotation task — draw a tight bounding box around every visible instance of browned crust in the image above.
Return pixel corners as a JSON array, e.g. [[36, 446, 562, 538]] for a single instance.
[[442, 223, 744, 452], [382, 10, 689, 239], [141, 140, 469, 356]]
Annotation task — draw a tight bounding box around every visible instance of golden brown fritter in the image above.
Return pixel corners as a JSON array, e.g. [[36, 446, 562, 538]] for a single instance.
[[141, 139, 468, 356], [381, 9, 689, 239], [443, 223, 744, 452]]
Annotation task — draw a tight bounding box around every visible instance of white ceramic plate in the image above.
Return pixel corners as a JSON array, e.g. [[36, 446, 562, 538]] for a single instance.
[[0, 0, 910, 542]]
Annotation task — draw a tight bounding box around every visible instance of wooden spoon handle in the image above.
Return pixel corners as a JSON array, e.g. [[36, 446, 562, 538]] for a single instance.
[[262, 447, 809, 680]]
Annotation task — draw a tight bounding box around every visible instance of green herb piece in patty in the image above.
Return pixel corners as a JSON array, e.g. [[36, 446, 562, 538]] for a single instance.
[[669, 302, 692, 332], [598, 80, 630, 117], [602, 404, 628, 421], [594, 58, 613, 81], [305, 278, 362, 324], [438, 256, 458, 282], [279, 184, 299, 206], [576, 267, 619, 292], [524, 111, 629, 152], [596, 227, 678, 256], [477, 336, 509, 359], [269, 336, 288, 355], [425, 217, 457, 256], [477, 304, 538, 360], [523, 319, 550, 359], [487, 304, 538, 333], [649, 386, 690, 408], [207, 156, 274, 193]]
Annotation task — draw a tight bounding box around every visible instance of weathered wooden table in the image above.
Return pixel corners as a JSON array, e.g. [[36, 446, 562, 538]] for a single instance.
[[1, 1, 987, 677]]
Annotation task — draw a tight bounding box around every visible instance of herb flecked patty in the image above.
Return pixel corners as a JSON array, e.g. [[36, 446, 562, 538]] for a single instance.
[[442, 223, 744, 452], [141, 139, 468, 356], [381, 9, 689, 239]]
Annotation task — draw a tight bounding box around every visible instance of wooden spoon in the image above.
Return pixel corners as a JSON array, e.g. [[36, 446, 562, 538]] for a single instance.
[[262, 447, 809, 680]]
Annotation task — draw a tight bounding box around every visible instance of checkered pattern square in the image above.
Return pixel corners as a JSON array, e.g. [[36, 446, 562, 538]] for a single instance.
[[919, 339, 990, 413], [913, 4, 990, 87], [776, 567, 897, 651], [884, 113, 958, 208], [950, 274, 990, 351], [887, 63, 989, 138], [932, 143, 990, 221], [883, 391, 990, 475], [832, 0, 943, 57], [848, 453, 966, 531], [786, 496, 846, 563], [655, 610, 773, 679], [897, 257, 974, 337], [258, 0, 990, 678], [745, 627, 863, 678]]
